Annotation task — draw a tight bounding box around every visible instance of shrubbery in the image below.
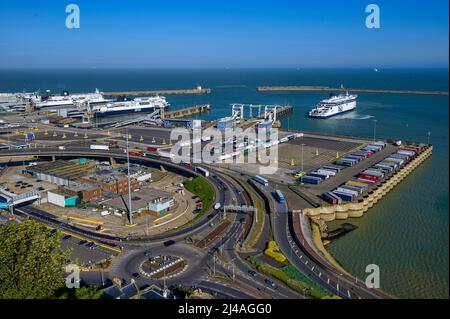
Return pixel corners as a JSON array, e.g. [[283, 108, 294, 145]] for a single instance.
[[264, 241, 286, 263]]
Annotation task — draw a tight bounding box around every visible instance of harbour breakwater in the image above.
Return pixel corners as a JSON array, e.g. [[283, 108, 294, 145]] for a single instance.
[[257, 86, 449, 96], [302, 145, 433, 222], [104, 87, 211, 96]]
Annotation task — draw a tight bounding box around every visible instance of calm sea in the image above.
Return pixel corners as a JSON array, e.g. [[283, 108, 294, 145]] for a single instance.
[[0, 68, 448, 298]]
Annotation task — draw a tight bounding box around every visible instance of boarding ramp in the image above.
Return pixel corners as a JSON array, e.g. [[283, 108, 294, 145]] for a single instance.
[[110, 109, 162, 128]]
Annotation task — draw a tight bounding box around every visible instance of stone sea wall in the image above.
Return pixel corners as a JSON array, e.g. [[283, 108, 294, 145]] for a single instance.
[[303, 145, 433, 222]]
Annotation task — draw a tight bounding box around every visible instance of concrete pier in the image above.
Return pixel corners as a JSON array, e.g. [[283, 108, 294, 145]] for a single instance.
[[257, 86, 449, 96], [162, 104, 211, 119], [104, 87, 211, 97], [255, 105, 293, 120]]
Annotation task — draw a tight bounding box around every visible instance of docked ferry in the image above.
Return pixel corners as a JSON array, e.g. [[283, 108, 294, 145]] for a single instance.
[[35, 89, 111, 110], [308, 92, 357, 118], [91, 95, 169, 117]]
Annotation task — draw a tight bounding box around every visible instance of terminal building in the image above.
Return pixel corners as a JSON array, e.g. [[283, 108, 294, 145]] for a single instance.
[[101, 189, 173, 217]]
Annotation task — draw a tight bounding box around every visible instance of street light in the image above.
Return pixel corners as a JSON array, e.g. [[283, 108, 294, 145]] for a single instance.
[[301, 143, 305, 172]]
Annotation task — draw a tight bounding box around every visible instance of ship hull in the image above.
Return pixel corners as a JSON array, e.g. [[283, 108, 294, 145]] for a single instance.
[[94, 107, 156, 118], [308, 101, 356, 118], [308, 107, 356, 119]]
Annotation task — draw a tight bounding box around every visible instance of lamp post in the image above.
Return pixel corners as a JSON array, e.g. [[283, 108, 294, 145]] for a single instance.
[[301, 143, 305, 172], [126, 129, 133, 225]]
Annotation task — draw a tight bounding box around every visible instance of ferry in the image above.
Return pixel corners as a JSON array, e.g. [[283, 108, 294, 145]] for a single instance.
[[90, 95, 169, 118], [308, 92, 357, 118], [35, 89, 111, 110]]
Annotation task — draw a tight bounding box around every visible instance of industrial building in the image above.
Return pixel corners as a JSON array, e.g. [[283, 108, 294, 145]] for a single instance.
[[80, 169, 140, 195], [47, 189, 79, 208], [101, 189, 173, 217], [65, 182, 102, 202], [25, 159, 94, 187]]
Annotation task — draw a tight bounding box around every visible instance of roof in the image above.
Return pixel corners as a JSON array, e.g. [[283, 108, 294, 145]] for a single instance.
[[121, 281, 139, 299], [103, 285, 123, 299], [103, 188, 172, 213], [103, 281, 140, 299]]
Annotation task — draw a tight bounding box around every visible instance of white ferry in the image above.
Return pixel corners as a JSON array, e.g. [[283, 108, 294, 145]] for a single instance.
[[308, 92, 357, 118], [35, 89, 111, 110], [91, 95, 169, 118]]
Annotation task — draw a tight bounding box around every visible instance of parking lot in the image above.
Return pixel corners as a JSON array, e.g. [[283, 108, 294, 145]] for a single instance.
[[60, 233, 117, 267]]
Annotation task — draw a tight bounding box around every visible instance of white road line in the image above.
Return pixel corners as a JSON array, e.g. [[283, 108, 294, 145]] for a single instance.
[[347, 290, 351, 298], [327, 278, 330, 284]]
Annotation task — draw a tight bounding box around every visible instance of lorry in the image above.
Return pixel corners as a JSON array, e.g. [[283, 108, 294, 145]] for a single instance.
[[125, 149, 145, 156], [253, 175, 269, 186], [196, 166, 210, 177], [90, 145, 109, 151]]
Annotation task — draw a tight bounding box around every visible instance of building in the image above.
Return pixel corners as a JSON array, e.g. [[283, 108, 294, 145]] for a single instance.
[[25, 159, 94, 187], [65, 182, 102, 202], [103, 280, 173, 300], [47, 189, 79, 208], [148, 196, 174, 216], [80, 169, 139, 195], [102, 189, 173, 217]]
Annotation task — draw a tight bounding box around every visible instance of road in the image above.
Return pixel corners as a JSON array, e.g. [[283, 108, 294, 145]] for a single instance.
[[261, 183, 391, 299], [0, 146, 392, 299], [2, 147, 302, 298]]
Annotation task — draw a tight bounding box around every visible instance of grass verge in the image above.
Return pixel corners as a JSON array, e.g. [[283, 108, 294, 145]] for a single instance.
[[247, 256, 336, 299]]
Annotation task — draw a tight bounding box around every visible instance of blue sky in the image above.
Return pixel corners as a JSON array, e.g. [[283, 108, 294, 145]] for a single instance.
[[0, 0, 448, 68]]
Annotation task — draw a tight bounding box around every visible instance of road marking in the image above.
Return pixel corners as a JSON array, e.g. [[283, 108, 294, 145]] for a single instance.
[[153, 213, 172, 223], [62, 214, 104, 225], [347, 290, 351, 298], [319, 272, 322, 277], [60, 230, 121, 253], [327, 278, 330, 284]]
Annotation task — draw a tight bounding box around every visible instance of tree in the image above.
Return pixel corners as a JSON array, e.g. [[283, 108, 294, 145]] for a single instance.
[[0, 220, 71, 299], [56, 286, 106, 299]]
